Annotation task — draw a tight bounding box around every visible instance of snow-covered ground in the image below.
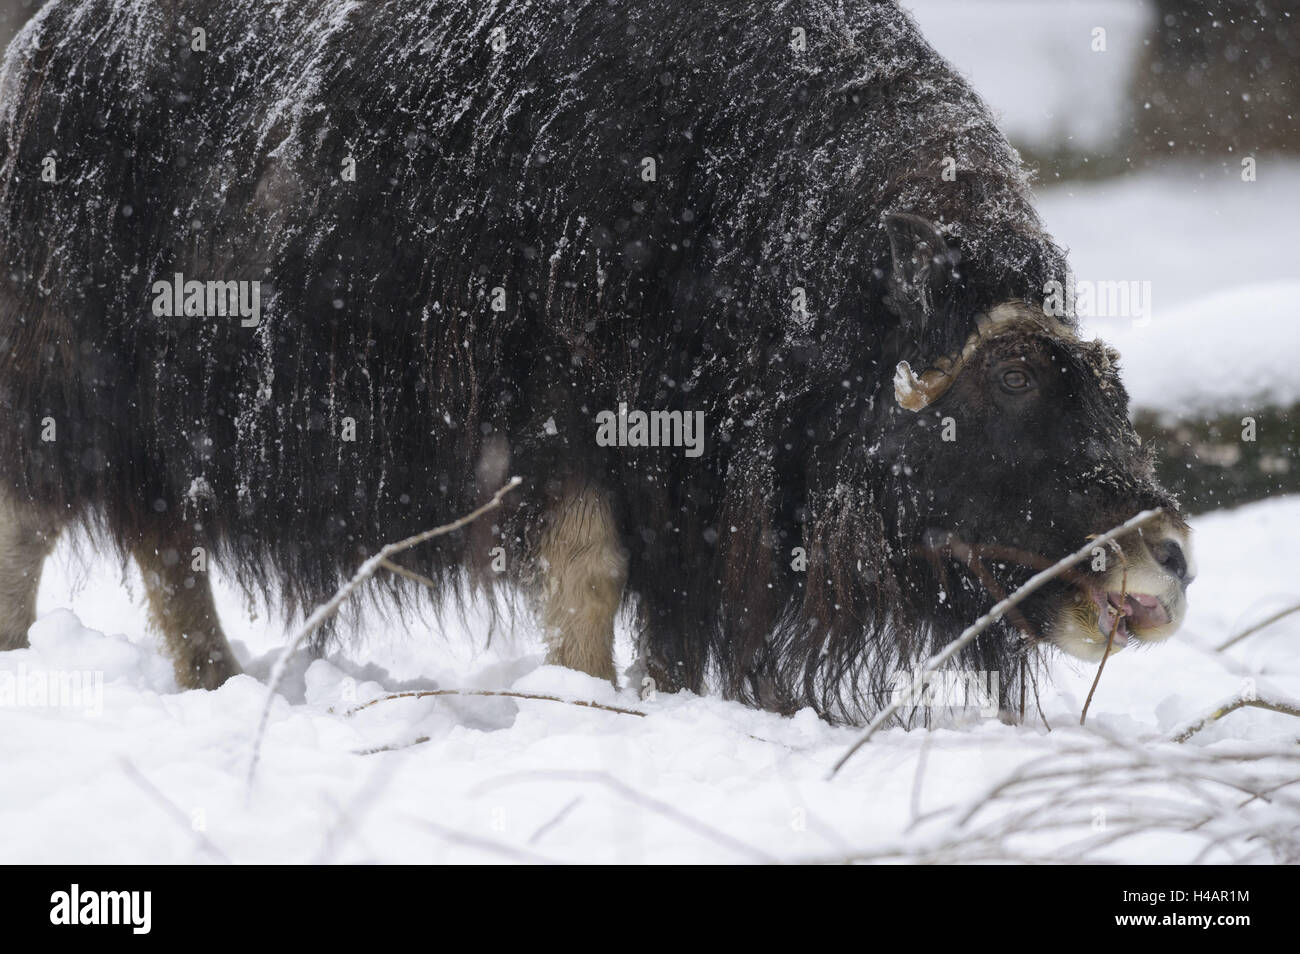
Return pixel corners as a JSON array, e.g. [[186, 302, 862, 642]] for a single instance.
[[0, 493, 1293, 864]]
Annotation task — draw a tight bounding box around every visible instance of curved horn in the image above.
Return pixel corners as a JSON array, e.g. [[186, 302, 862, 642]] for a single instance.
[[893, 302, 1040, 411], [894, 360, 953, 411]]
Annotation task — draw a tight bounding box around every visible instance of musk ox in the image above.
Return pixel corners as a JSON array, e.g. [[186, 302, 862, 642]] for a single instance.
[[0, 0, 1193, 722]]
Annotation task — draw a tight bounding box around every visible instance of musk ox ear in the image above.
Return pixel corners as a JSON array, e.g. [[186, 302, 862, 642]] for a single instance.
[[882, 212, 961, 346]]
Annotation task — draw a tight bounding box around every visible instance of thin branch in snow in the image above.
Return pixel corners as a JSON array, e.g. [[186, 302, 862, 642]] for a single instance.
[[1080, 545, 1127, 726], [528, 796, 584, 845], [246, 477, 523, 790], [908, 731, 933, 824], [119, 757, 231, 864], [409, 815, 558, 864], [815, 729, 1300, 864], [354, 735, 431, 755], [346, 688, 646, 718], [476, 769, 776, 864], [312, 758, 404, 864], [1216, 600, 1300, 652], [1166, 691, 1300, 743], [829, 508, 1165, 778]]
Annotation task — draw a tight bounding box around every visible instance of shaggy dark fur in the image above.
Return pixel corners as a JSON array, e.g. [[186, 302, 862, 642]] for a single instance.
[[0, 0, 1178, 721]]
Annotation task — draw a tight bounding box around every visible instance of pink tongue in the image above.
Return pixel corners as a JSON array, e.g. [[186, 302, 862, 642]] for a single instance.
[[1119, 593, 1169, 629], [1093, 590, 1169, 638]]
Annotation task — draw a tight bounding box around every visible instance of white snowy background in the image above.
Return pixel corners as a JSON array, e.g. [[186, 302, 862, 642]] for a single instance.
[[2, 0, 1297, 863]]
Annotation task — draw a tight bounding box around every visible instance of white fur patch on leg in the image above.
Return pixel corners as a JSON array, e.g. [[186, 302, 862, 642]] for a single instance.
[[536, 483, 628, 683]]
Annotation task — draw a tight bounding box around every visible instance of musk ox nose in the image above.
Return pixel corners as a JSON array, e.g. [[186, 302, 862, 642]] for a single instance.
[[1150, 537, 1192, 586]]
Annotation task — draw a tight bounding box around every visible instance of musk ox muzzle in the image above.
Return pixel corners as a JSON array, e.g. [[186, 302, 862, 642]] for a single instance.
[[1050, 515, 1195, 662]]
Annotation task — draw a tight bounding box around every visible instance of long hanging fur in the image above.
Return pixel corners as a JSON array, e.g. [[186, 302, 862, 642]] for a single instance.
[[0, 0, 1178, 722]]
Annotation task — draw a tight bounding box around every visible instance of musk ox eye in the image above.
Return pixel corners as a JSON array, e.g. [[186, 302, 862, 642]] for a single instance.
[[1000, 367, 1034, 393]]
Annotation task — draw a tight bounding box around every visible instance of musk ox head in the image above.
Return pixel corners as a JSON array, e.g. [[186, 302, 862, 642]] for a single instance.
[[876, 213, 1194, 663]]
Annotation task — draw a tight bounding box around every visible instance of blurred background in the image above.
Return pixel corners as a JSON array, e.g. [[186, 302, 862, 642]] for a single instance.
[[900, 0, 1299, 515], [0, 0, 32, 52], [2, 0, 1296, 514]]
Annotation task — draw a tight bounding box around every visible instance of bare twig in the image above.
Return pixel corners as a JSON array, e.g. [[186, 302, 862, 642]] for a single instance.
[[411, 816, 558, 864], [909, 731, 933, 823], [119, 757, 231, 864], [1167, 692, 1300, 743], [476, 769, 777, 863], [1081, 547, 1127, 726], [829, 508, 1164, 778], [1217, 601, 1300, 652], [247, 477, 523, 790], [312, 758, 404, 863], [379, 558, 438, 590], [528, 796, 584, 845], [354, 736, 431, 755], [346, 688, 646, 718], [815, 727, 1300, 864]]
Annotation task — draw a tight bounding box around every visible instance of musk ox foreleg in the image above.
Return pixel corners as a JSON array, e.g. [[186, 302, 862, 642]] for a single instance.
[[534, 481, 628, 684], [0, 489, 64, 649], [134, 537, 240, 690]]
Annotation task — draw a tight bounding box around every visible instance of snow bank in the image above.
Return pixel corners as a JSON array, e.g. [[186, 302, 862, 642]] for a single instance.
[[1092, 281, 1300, 415], [1037, 162, 1300, 415]]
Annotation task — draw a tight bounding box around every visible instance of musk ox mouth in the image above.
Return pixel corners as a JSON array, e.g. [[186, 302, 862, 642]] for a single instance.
[[1047, 580, 1184, 662], [1041, 520, 1193, 662], [1086, 588, 1171, 649]]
